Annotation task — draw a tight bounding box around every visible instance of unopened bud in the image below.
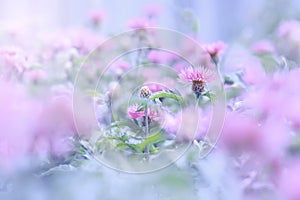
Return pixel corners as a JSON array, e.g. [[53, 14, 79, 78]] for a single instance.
[[140, 86, 151, 98]]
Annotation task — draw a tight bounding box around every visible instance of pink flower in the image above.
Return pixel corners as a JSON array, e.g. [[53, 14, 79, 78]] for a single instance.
[[252, 40, 276, 53], [110, 60, 131, 75], [223, 49, 266, 84], [179, 66, 215, 98], [221, 111, 259, 148], [32, 93, 76, 157], [178, 66, 215, 83], [0, 46, 30, 78], [278, 160, 300, 200], [202, 41, 227, 58], [145, 83, 168, 93], [23, 68, 47, 82], [127, 104, 158, 120], [175, 107, 210, 141], [257, 117, 290, 161], [88, 10, 106, 25], [43, 29, 105, 57], [0, 83, 35, 172], [277, 20, 300, 38], [160, 112, 181, 135], [127, 18, 156, 29]]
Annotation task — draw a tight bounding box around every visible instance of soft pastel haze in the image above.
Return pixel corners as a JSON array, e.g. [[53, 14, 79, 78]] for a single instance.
[[0, 0, 300, 200]]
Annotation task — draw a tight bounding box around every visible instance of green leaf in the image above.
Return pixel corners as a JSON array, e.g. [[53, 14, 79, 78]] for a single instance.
[[108, 121, 129, 129], [116, 143, 128, 149], [137, 133, 165, 151], [150, 91, 184, 103], [202, 91, 215, 100]]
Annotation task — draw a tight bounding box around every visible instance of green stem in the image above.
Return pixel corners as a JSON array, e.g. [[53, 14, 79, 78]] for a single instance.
[[144, 101, 150, 160]]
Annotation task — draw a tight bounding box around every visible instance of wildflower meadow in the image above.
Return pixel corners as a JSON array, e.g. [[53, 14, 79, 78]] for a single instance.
[[0, 0, 300, 199]]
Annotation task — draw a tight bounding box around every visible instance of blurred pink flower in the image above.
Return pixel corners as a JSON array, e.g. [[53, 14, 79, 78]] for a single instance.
[[176, 107, 210, 141], [277, 20, 300, 38], [0, 83, 35, 172], [202, 41, 227, 58], [242, 60, 266, 85], [252, 40, 276, 53], [257, 117, 290, 161], [223, 48, 266, 84], [127, 104, 158, 120], [0, 46, 30, 78], [32, 93, 76, 156], [221, 111, 259, 148], [127, 18, 156, 29], [42, 29, 104, 58], [244, 70, 300, 118], [23, 68, 47, 82], [88, 10, 106, 25], [278, 160, 300, 200], [143, 3, 163, 17], [110, 60, 131, 75], [145, 83, 168, 93], [160, 112, 181, 135]]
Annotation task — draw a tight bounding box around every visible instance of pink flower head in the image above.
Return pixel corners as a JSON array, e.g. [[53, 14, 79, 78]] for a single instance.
[[178, 66, 215, 83], [251, 40, 275, 53], [202, 41, 227, 57], [277, 20, 300, 38], [23, 68, 47, 82], [110, 60, 131, 75], [0, 46, 30, 77], [89, 10, 106, 25], [127, 104, 158, 120], [145, 83, 168, 93], [159, 112, 181, 135], [127, 17, 156, 29]]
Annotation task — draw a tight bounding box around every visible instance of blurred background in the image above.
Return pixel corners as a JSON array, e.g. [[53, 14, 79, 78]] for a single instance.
[[1, 1, 300, 200], [1, 0, 300, 41]]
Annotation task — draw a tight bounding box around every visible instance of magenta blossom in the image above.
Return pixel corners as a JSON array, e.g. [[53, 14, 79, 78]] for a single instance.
[[178, 66, 215, 83], [179, 66, 215, 98], [127, 104, 158, 121], [202, 41, 227, 59]]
